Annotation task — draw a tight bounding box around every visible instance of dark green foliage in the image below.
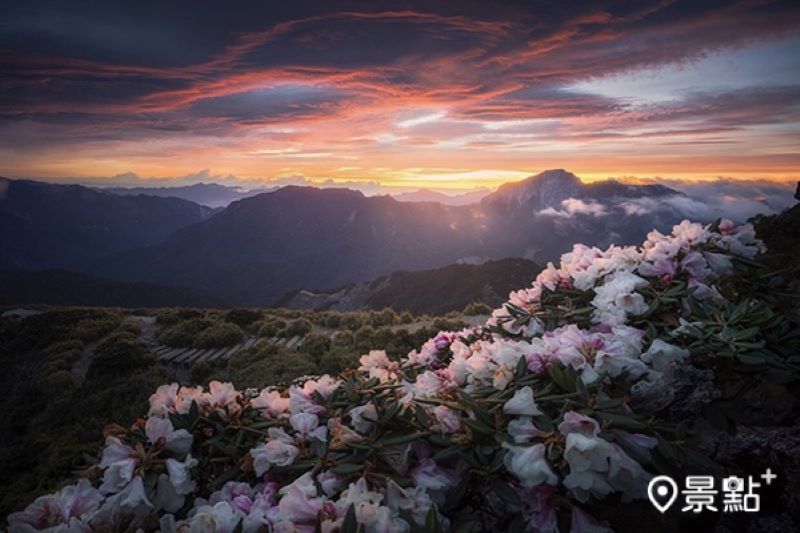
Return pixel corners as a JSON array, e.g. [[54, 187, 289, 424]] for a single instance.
[[367, 308, 398, 327], [190, 360, 215, 385], [299, 333, 331, 359], [463, 301, 492, 315], [227, 344, 316, 388], [224, 308, 263, 328], [193, 322, 245, 348], [158, 317, 214, 346], [281, 318, 312, 338], [87, 332, 157, 380], [257, 319, 286, 338], [323, 313, 341, 328], [0, 312, 168, 518]]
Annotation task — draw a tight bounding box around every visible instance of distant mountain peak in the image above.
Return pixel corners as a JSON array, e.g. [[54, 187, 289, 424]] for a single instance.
[[484, 168, 583, 208]]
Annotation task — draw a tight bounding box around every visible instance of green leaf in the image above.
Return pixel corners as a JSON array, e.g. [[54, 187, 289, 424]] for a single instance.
[[211, 466, 242, 489], [547, 365, 575, 392], [732, 326, 761, 341], [736, 353, 766, 365], [341, 504, 359, 533], [432, 446, 462, 462], [376, 431, 428, 448], [490, 478, 522, 507], [594, 411, 648, 429], [425, 506, 442, 532], [515, 355, 528, 380], [462, 417, 495, 436], [330, 463, 365, 475]]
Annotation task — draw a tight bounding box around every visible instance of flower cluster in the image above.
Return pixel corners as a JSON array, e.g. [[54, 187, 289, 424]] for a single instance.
[[10, 219, 788, 533]]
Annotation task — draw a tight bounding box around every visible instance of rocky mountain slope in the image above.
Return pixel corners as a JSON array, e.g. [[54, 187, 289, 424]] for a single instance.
[[0, 178, 215, 272], [276, 258, 540, 314]]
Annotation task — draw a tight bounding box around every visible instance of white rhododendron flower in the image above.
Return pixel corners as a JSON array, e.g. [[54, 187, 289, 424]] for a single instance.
[[251, 389, 290, 418], [145, 416, 193, 455], [7, 479, 103, 531], [641, 339, 690, 372], [250, 429, 301, 476], [358, 350, 399, 382], [502, 443, 558, 488], [503, 386, 542, 416], [98, 437, 138, 494], [433, 405, 461, 433], [507, 417, 540, 444], [348, 403, 378, 434]]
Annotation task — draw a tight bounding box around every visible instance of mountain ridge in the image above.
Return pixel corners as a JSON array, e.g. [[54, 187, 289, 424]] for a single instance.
[[92, 170, 685, 305], [275, 257, 540, 314], [98, 182, 274, 208], [0, 177, 215, 272]]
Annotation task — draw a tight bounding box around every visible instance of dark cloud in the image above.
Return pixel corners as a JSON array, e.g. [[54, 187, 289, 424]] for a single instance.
[[0, 0, 798, 179]]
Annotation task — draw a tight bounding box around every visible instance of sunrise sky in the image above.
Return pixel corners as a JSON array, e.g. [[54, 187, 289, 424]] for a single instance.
[[1, 1, 799, 191]]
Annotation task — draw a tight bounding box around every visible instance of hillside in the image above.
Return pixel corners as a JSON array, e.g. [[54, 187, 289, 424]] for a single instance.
[[94, 170, 690, 306], [278, 258, 540, 314], [0, 178, 214, 272]]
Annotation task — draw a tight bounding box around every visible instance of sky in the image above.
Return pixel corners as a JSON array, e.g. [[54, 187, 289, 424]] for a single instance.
[[1, 0, 799, 191]]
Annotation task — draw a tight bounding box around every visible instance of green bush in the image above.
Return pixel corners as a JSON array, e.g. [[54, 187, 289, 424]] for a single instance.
[[158, 318, 214, 347], [463, 301, 492, 315], [317, 345, 360, 375], [339, 314, 363, 331], [323, 313, 341, 328], [117, 319, 142, 335], [189, 360, 214, 385], [40, 359, 71, 376], [43, 340, 84, 356], [225, 309, 263, 328], [298, 333, 331, 360], [257, 321, 282, 338], [331, 330, 354, 347], [193, 322, 245, 348], [228, 345, 315, 388], [74, 317, 122, 342], [36, 369, 73, 392], [281, 318, 312, 338], [87, 332, 158, 380]]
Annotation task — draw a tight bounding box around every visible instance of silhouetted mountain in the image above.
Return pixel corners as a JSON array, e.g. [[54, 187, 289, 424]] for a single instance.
[[277, 258, 540, 314], [100, 182, 273, 208], [0, 178, 215, 271], [0, 269, 225, 308], [392, 188, 490, 206], [481, 168, 675, 210], [96, 186, 490, 305], [95, 171, 688, 306]]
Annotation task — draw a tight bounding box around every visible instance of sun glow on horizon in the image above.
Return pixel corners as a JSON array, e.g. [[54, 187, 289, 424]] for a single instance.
[[1, 4, 798, 189]]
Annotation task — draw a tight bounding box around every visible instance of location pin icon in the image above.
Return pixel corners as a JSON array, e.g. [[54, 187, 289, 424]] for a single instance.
[[648, 475, 678, 513]]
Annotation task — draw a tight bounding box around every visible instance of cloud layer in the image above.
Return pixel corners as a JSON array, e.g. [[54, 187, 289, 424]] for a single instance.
[[537, 180, 796, 223], [0, 1, 799, 186]]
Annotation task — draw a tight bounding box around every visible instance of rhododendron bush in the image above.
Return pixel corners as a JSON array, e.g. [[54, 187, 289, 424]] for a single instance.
[[9, 220, 799, 532]]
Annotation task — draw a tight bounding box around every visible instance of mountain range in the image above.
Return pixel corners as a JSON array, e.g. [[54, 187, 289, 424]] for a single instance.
[[276, 258, 539, 315], [391, 188, 490, 206], [1, 169, 729, 308], [98, 182, 273, 208], [0, 178, 214, 272]]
